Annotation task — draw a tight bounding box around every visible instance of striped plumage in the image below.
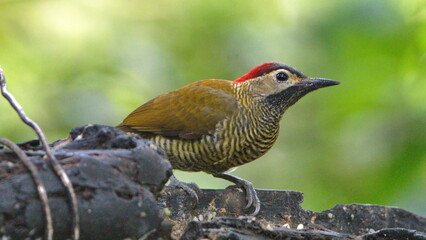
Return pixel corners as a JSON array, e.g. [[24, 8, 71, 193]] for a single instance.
[[117, 62, 339, 215], [148, 80, 281, 174]]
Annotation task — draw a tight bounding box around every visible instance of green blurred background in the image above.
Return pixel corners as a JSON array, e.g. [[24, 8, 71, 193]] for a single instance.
[[0, 0, 425, 215]]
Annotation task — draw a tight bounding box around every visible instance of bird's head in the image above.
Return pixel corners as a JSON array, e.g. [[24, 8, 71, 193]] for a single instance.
[[232, 62, 339, 114]]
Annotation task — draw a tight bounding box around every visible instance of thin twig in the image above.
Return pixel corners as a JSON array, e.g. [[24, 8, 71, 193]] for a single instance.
[[0, 137, 53, 240], [0, 67, 80, 240]]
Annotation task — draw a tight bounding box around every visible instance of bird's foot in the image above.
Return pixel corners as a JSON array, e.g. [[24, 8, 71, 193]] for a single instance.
[[168, 174, 200, 208], [213, 173, 260, 216]]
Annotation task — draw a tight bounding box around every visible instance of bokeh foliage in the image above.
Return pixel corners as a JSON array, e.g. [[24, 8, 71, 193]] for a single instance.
[[0, 0, 425, 215]]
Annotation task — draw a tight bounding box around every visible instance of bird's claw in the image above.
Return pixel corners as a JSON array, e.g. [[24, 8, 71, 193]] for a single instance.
[[239, 180, 260, 216], [214, 173, 261, 216], [169, 175, 200, 208]]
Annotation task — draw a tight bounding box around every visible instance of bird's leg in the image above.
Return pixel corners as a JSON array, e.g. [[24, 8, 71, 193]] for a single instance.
[[168, 174, 200, 208], [213, 173, 260, 216]]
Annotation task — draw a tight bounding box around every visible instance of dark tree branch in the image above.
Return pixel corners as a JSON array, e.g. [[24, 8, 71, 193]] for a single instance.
[[0, 67, 79, 240], [1, 125, 424, 239], [0, 125, 172, 240], [0, 137, 53, 240]]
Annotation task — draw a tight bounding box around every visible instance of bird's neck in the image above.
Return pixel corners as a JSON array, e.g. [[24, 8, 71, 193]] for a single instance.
[[233, 83, 284, 124]]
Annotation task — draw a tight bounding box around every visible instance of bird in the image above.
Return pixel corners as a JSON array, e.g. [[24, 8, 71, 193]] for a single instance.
[[117, 62, 339, 215]]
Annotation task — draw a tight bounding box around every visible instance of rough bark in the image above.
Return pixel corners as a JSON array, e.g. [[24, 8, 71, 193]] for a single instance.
[[0, 125, 425, 239], [0, 125, 172, 239], [160, 188, 426, 239]]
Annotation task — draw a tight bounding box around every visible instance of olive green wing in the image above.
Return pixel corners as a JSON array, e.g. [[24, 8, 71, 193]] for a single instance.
[[117, 80, 238, 139]]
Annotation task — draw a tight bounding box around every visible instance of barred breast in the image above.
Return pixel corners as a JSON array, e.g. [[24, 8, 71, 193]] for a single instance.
[[148, 107, 280, 174]]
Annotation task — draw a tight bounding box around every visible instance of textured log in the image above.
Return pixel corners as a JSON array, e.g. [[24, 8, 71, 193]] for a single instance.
[[160, 188, 426, 239], [1, 125, 425, 239], [0, 125, 172, 240]]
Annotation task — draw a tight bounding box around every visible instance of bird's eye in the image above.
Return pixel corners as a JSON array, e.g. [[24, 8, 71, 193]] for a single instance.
[[275, 72, 288, 81]]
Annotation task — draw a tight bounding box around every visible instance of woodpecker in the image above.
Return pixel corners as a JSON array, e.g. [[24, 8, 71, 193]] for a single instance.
[[117, 62, 339, 215]]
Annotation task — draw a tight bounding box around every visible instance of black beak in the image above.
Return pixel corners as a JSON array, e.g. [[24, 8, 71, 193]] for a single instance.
[[264, 77, 339, 111], [297, 78, 340, 89]]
